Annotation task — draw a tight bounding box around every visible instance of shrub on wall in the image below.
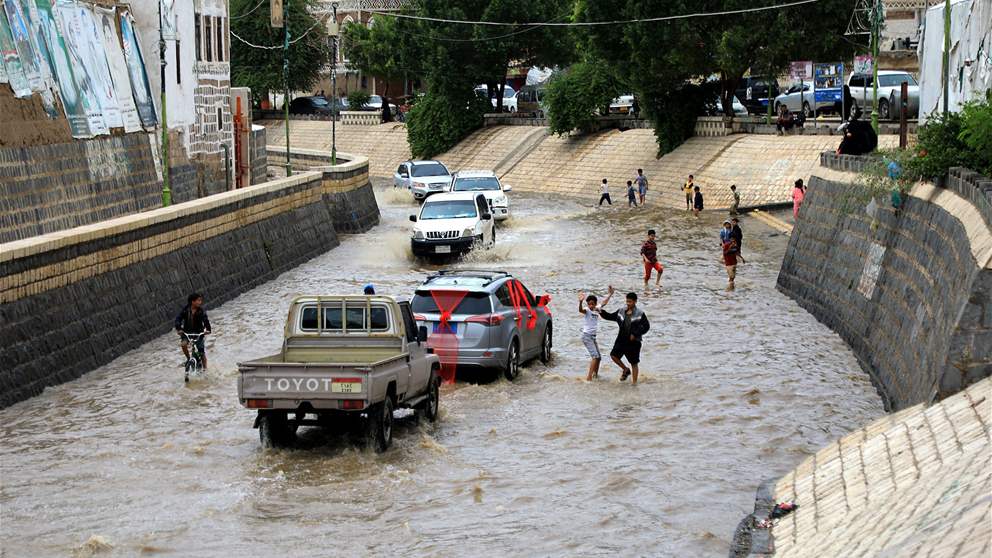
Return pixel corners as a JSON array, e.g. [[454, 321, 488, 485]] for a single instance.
[[406, 91, 487, 159], [347, 91, 371, 111], [909, 91, 992, 180]]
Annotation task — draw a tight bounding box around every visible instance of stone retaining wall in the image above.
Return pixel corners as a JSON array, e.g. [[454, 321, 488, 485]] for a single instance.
[[778, 175, 992, 410], [0, 157, 379, 408], [249, 126, 268, 185]]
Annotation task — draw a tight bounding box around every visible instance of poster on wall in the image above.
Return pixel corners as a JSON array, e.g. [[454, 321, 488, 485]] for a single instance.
[[55, 0, 114, 132], [12, 0, 59, 118], [0, 4, 31, 97], [4, 0, 42, 92], [79, 4, 122, 129], [118, 7, 156, 128], [94, 5, 140, 132], [35, 0, 90, 136]]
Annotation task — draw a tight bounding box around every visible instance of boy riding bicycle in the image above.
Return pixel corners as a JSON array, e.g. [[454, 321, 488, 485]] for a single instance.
[[175, 293, 212, 370]]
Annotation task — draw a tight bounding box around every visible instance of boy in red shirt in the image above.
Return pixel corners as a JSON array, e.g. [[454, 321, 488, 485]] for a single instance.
[[641, 229, 664, 289]]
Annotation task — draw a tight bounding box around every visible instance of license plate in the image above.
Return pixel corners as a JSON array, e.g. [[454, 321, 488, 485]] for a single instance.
[[435, 245, 451, 254], [331, 382, 362, 393], [433, 322, 457, 334]]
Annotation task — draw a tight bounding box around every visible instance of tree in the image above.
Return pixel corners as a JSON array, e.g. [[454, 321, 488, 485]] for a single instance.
[[545, 62, 622, 135], [342, 16, 423, 121], [230, 0, 329, 104]]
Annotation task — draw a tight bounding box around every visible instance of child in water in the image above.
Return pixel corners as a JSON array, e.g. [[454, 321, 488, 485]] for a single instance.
[[578, 286, 614, 381], [627, 180, 638, 207]]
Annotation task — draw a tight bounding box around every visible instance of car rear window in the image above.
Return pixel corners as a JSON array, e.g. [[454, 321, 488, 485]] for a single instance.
[[299, 302, 389, 332], [411, 291, 492, 315]]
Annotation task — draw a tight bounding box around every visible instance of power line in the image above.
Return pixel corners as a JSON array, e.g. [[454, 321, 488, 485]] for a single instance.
[[231, 20, 324, 49], [362, 0, 819, 27], [231, 0, 266, 20], [388, 11, 573, 43]]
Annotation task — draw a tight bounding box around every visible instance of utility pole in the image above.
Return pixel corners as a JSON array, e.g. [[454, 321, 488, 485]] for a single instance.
[[331, 1, 338, 165], [159, 1, 171, 206], [870, 0, 882, 134], [942, 0, 950, 116], [283, 1, 291, 176]]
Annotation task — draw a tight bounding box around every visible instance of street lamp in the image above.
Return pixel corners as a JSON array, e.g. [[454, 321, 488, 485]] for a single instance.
[[330, 1, 339, 165]]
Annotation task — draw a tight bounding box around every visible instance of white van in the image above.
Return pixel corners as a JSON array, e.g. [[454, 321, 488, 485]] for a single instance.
[[409, 192, 496, 258]]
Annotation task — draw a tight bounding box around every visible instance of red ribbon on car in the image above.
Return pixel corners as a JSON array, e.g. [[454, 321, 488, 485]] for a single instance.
[[428, 290, 467, 384]]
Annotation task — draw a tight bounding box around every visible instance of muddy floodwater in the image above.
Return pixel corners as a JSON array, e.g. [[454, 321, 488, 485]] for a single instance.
[[0, 185, 884, 557]]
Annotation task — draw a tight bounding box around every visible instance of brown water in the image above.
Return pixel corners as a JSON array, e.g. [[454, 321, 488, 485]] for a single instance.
[[0, 185, 883, 557]]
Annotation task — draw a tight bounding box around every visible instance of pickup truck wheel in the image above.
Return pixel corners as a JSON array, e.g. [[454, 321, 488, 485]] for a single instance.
[[879, 98, 890, 120], [421, 374, 440, 422], [539, 325, 553, 364], [368, 398, 394, 453], [259, 412, 290, 449], [504, 340, 520, 381]]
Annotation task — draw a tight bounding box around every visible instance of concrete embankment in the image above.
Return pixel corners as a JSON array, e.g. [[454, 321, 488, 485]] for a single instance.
[[262, 119, 899, 209], [0, 155, 378, 408], [779, 161, 992, 410], [732, 158, 992, 556], [734, 377, 990, 557]]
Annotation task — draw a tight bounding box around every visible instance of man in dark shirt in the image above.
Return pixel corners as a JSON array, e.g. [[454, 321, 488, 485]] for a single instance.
[[731, 218, 745, 264], [640, 229, 664, 289], [175, 292, 212, 370], [600, 292, 650, 385]]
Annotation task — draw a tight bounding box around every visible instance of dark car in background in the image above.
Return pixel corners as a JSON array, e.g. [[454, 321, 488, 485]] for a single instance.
[[735, 77, 781, 115], [289, 96, 347, 115]]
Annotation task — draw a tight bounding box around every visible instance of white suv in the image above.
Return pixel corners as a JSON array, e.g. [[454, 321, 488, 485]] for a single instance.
[[410, 192, 496, 258], [394, 160, 452, 201], [449, 170, 512, 221]]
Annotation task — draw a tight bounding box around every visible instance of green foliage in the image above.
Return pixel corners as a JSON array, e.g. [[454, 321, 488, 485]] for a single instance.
[[347, 90, 371, 111], [545, 62, 623, 135], [342, 17, 422, 98], [908, 112, 973, 181], [406, 90, 489, 159], [958, 91, 992, 176], [230, 0, 329, 98]]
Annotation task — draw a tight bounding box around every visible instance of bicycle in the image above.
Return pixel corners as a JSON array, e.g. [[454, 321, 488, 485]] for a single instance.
[[181, 331, 207, 383]]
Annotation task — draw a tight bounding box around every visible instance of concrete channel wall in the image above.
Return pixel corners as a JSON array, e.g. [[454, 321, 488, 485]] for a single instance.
[[778, 162, 992, 411], [0, 156, 379, 409]]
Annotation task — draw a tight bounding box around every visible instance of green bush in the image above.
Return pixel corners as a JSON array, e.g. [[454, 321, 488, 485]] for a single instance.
[[644, 83, 709, 156], [544, 62, 623, 135], [347, 90, 371, 111], [908, 91, 992, 180], [406, 90, 487, 159]]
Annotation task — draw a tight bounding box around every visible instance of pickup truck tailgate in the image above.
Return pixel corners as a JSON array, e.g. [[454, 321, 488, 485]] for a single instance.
[[238, 361, 377, 410]]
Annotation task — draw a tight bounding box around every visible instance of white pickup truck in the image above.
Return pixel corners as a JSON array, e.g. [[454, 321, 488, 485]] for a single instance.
[[238, 296, 441, 451]]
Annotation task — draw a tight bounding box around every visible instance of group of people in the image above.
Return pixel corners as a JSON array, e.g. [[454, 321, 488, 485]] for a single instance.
[[598, 169, 650, 207]]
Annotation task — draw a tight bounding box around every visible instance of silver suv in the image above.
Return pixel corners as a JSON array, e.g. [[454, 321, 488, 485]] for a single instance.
[[410, 270, 553, 380]]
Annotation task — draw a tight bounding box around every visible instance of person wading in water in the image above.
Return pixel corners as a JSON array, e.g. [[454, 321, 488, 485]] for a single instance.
[[600, 292, 650, 385]]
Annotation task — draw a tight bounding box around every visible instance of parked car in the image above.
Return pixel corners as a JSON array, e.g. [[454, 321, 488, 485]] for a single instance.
[[365, 94, 399, 115], [409, 192, 496, 258], [703, 95, 749, 117], [516, 85, 547, 117], [237, 295, 440, 451], [289, 96, 344, 115], [410, 269, 552, 380], [394, 160, 452, 200], [848, 71, 919, 119], [609, 94, 634, 114], [773, 84, 838, 117], [735, 77, 781, 114], [493, 86, 516, 112], [448, 170, 512, 221]]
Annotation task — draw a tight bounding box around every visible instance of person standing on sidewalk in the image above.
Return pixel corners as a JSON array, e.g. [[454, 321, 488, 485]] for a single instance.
[[641, 229, 664, 289], [792, 179, 805, 220], [730, 184, 740, 216], [683, 175, 695, 211], [626, 180, 638, 207], [599, 178, 612, 206], [693, 186, 704, 217], [635, 169, 649, 204]]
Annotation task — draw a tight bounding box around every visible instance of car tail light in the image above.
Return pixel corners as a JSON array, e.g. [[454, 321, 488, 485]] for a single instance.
[[245, 399, 271, 409], [334, 377, 363, 384], [340, 400, 365, 410], [414, 314, 426, 322], [466, 313, 505, 326]]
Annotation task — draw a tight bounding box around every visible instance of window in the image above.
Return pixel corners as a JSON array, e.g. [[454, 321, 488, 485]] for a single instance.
[[301, 307, 319, 330], [411, 163, 448, 177], [475, 196, 489, 216], [175, 40, 181, 83], [370, 307, 388, 331], [494, 284, 513, 308], [194, 14, 201, 61], [216, 16, 225, 62], [205, 15, 213, 62], [411, 291, 493, 315], [323, 305, 342, 329], [217, 107, 223, 132], [396, 164, 408, 176]]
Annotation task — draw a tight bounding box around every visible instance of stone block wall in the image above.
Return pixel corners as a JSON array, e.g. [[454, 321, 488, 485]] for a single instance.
[[0, 157, 379, 408], [249, 126, 268, 185], [0, 133, 161, 243], [778, 175, 992, 410]]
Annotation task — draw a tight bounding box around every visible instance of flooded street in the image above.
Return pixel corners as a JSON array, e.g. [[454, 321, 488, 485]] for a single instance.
[[0, 184, 883, 557]]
